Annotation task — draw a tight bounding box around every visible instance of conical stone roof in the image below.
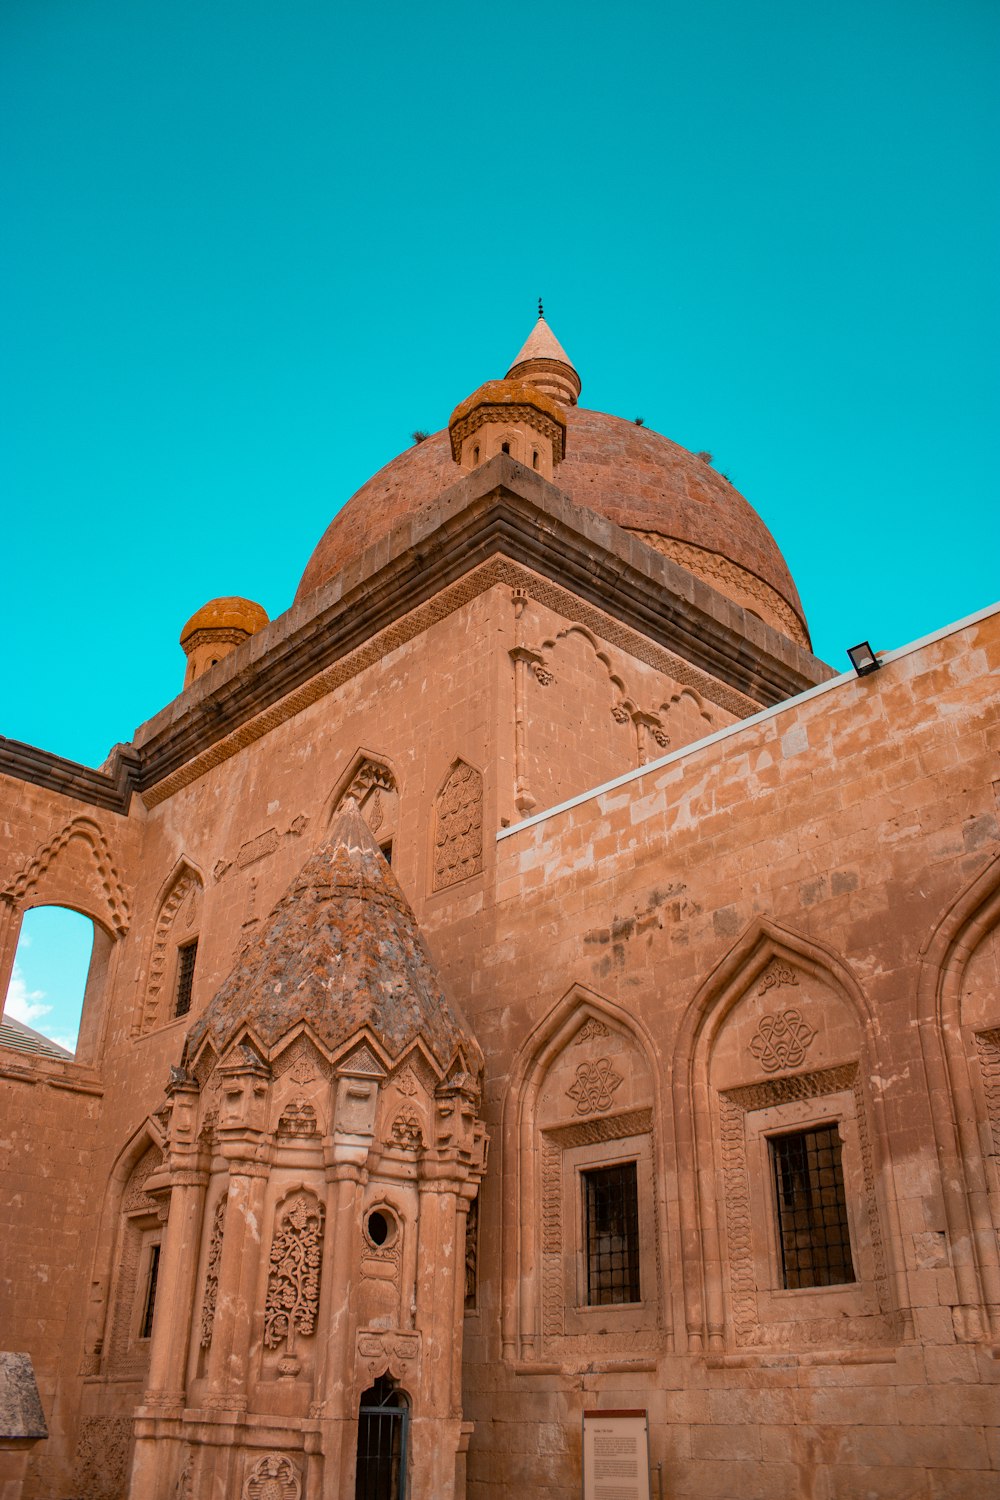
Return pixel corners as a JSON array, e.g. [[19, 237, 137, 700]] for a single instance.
[[183, 804, 482, 1077]]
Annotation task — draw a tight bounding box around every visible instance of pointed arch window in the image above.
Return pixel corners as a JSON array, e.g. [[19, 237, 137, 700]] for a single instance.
[[135, 863, 204, 1034]]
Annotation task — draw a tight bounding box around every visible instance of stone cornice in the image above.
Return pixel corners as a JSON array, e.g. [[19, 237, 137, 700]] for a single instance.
[[0, 457, 833, 813]]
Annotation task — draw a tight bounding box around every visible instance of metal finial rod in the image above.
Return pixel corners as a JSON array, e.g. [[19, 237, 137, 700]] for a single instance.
[[538, 297, 544, 320]]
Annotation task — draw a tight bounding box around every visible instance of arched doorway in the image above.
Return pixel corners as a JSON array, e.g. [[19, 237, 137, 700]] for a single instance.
[[355, 1375, 409, 1500]]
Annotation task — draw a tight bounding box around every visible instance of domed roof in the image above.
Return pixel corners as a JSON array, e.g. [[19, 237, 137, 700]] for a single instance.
[[295, 407, 807, 636], [179, 596, 269, 644]]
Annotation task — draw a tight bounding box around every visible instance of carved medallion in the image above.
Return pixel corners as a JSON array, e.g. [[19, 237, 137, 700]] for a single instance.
[[242, 1454, 301, 1500], [748, 1009, 816, 1073], [566, 1057, 623, 1115], [395, 1066, 419, 1096]]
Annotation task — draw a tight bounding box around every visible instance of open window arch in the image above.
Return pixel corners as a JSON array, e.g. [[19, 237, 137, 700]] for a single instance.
[[673, 916, 907, 1353], [916, 849, 1000, 1338], [0, 815, 130, 1063], [326, 750, 400, 865], [134, 858, 205, 1036], [81, 1118, 168, 1379], [500, 985, 666, 1364]]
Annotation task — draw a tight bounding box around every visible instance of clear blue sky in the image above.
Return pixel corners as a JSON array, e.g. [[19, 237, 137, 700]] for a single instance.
[[2, 0, 998, 1046], [2, 0, 998, 773]]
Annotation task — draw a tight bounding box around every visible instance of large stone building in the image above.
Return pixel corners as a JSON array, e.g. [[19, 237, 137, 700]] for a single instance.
[[1, 316, 998, 1499]]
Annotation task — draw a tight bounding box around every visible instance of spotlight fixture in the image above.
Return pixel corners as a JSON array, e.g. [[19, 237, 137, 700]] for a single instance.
[[847, 641, 881, 677]]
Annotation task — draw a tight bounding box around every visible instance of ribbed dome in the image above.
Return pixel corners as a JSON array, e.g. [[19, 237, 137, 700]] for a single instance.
[[296, 408, 808, 643]]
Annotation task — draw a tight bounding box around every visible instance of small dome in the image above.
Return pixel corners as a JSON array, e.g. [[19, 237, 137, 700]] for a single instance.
[[179, 597, 269, 646], [448, 378, 567, 460]]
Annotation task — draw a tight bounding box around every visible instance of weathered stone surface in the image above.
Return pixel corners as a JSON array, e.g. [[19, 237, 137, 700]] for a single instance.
[[184, 802, 482, 1076], [0, 1354, 47, 1442]]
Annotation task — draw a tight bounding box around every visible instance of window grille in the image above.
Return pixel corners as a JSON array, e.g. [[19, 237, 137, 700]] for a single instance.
[[356, 1375, 409, 1500], [174, 940, 198, 1018], [770, 1125, 856, 1288], [583, 1162, 640, 1305], [140, 1243, 161, 1340]]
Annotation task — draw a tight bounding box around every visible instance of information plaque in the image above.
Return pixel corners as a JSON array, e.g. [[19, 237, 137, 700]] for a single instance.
[[582, 1408, 651, 1500]]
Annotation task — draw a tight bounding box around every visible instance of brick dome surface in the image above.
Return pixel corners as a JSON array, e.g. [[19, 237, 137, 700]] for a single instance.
[[296, 407, 805, 629]]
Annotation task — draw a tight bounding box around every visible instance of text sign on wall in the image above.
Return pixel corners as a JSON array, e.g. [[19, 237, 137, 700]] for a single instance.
[[582, 1409, 651, 1500]]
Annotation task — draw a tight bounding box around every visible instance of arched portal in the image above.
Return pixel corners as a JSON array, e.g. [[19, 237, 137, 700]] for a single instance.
[[355, 1375, 409, 1500]]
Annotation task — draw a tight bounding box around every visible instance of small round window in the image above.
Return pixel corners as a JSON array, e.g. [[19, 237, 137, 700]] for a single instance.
[[365, 1206, 398, 1248]]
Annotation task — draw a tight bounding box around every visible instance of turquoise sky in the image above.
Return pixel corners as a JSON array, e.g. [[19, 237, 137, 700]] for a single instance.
[[2, 1, 999, 1041]]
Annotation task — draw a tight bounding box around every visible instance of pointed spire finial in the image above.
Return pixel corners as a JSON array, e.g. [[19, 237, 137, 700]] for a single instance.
[[507, 308, 581, 406]]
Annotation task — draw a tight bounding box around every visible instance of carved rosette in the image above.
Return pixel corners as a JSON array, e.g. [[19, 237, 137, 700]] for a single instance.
[[748, 1009, 816, 1073], [264, 1191, 324, 1372], [242, 1454, 301, 1500], [565, 1057, 623, 1115]]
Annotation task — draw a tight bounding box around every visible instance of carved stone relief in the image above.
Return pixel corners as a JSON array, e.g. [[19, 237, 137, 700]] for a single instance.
[[2, 814, 131, 936], [264, 1191, 324, 1375], [748, 1009, 816, 1072], [106, 1147, 163, 1379], [71, 1415, 134, 1500], [138, 868, 203, 1033], [390, 1108, 423, 1148], [758, 961, 800, 996], [719, 1063, 893, 1348], [213, 817, 311, 883], [975, 1029, 1000, 1154], [277, 1099, 318, 1137], [357, 1327, 420, 1382], [539, 1108, 657, 1353], [464, 1196, 479, 1311], [574, 1017, 610, 1046], [433, 760, 484, 890], [566, 1057, 624, 1115], [241, 1453, 302, 1500], [200, 1195, 227, 1349]]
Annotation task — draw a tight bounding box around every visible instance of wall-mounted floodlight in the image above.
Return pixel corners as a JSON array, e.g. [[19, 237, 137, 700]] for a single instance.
[[847, 641, 881, 676]]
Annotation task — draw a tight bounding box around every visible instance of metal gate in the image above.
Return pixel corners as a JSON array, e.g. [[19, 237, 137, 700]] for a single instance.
[[355, 1377, 409, 1500]]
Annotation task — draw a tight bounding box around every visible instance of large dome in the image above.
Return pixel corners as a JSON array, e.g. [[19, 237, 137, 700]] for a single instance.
[[297, 408, 808, 644], [297, 319, 808, 645]]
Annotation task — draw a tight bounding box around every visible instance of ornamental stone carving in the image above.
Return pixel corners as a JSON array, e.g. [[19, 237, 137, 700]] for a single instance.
[[565, 1057, 623, 1114], [241, 1454, 301, 1500], [200, 1194, 227, 1348], [748, 1009, 816, 1072], [264, 1192, 324, 1369], [758, 961, 799, 996], [433, 759, 484, 890], [574, 1017, 610, 1046], [390, 1108, 423, 1148]]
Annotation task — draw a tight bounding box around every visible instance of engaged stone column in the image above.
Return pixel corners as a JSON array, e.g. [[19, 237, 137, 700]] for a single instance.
[[203, 1050, 271, 1411]]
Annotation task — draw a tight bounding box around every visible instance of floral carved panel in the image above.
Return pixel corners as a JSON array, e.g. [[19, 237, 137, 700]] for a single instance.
[[264, 1191, 324, 1372], [433, 760, 484, 890]]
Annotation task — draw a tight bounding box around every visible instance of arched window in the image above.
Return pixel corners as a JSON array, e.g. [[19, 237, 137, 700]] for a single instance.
[[1, 905, 102, 1058], [135, 861, 204, 1034], [356, 1375, 409, 1500]]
